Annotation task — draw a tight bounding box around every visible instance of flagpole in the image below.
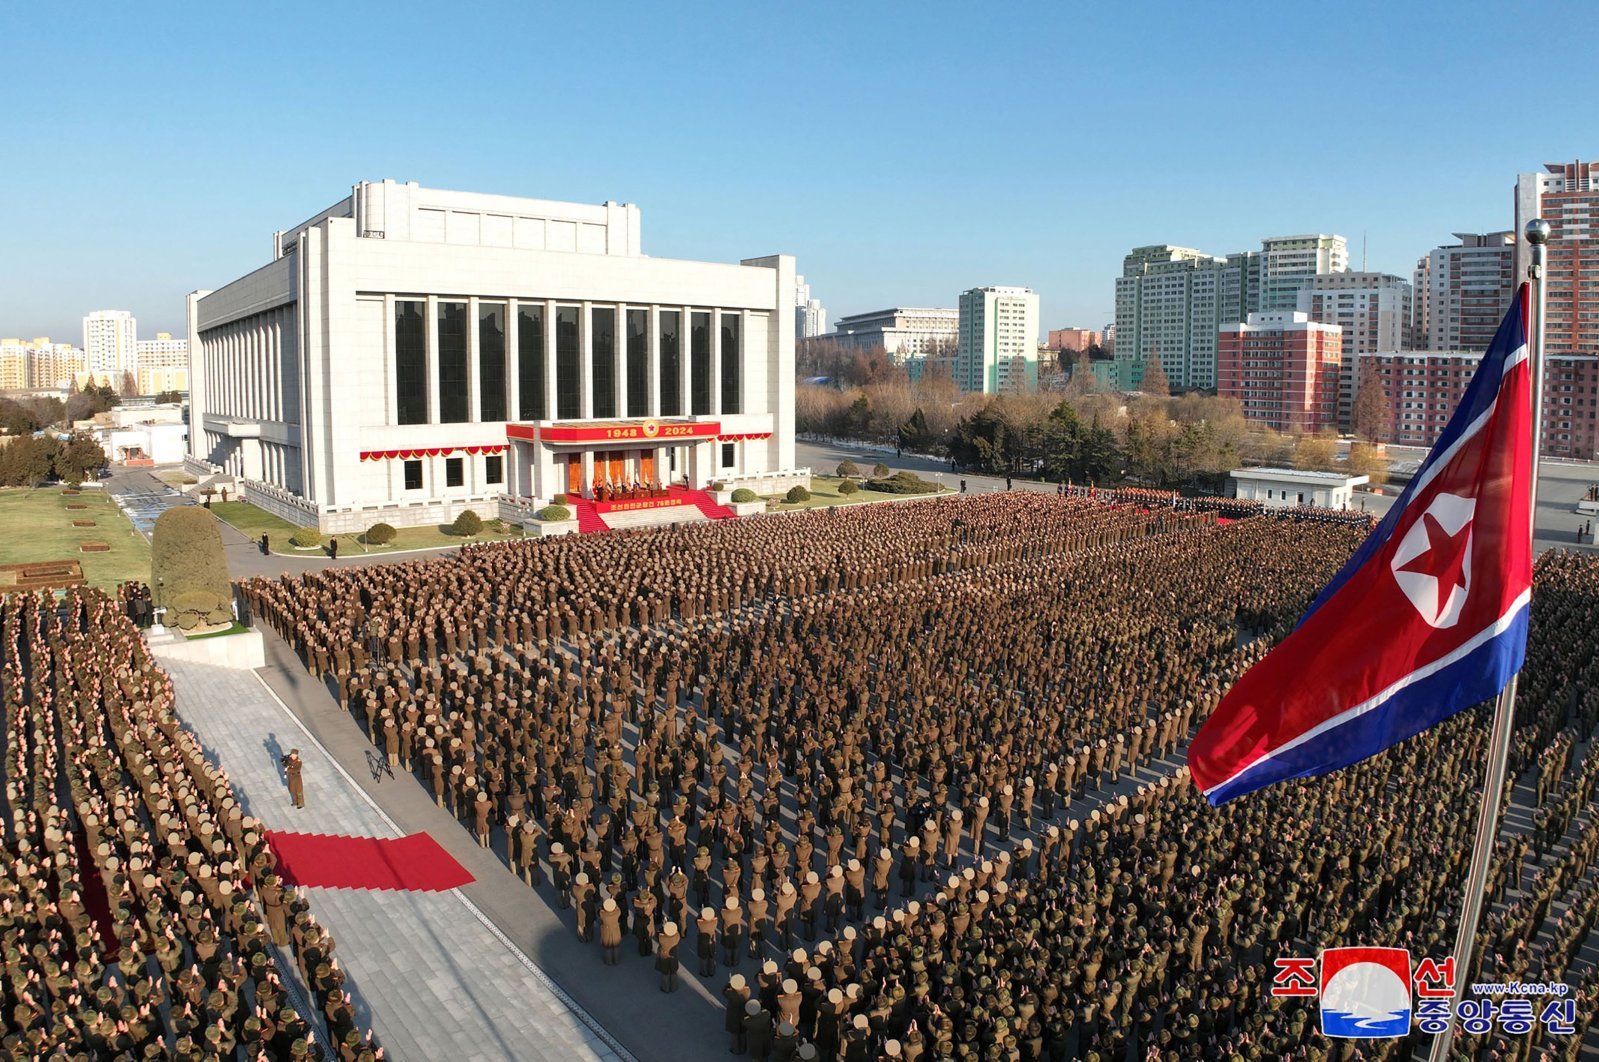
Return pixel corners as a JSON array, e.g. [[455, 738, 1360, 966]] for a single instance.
[[1427, 217, 1550, 1062]]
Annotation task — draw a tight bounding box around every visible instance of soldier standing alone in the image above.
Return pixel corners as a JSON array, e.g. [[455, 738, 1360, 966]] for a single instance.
[[282, 749, 305, 809]]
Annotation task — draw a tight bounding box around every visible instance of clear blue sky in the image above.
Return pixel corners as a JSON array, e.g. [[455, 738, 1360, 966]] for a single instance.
[[3, 1, 1595, 342]]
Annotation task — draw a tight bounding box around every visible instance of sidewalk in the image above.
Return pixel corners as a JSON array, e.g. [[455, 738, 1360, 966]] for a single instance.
[[160, 657, 624, 1062]]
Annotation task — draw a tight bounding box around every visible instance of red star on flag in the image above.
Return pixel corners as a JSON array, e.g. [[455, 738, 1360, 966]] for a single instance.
[[1396, 511, 1472, 621]]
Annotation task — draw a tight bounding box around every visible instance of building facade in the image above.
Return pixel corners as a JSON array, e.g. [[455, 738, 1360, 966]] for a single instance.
[[1515, 160, 1599, 357], [0, 337, 88, 390], [1257, 234, 1348, 311], [1347, 348, 1599, 458], [1046, 327, 1099, 352], [1299, 272, 1411, 355], [83, 310, 138, 385], [1416, 232, 1515, 352], [1217, 311, 1343, 433], [955, 287, 1039, 394], [794, 275, 827, 340], [827, 307, 959, 360], [187, 179, 800, 531], [1231, 468, 1367, 509], [136, 333, 189, 394]]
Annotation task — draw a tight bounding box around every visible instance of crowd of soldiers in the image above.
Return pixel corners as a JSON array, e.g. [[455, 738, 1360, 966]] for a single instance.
[[237, 491, 1598, 1059], [0, 587, 379, 1061]]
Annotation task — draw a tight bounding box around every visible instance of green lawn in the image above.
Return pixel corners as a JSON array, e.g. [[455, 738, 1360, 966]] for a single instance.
[[0, 488, 151, 592], [764, 474, 951, 512], [210, 500, 523, 554]]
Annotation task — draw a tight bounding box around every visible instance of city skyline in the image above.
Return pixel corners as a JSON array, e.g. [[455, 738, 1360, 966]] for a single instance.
[[3, 2, 1596, 341]]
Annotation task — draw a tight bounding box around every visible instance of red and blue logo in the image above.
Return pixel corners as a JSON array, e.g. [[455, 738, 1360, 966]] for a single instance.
[[1318, 948, 1413, 1038]]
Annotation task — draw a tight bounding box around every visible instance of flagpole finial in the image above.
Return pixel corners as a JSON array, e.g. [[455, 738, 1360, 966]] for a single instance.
[[1526, 218, 1552, 245]]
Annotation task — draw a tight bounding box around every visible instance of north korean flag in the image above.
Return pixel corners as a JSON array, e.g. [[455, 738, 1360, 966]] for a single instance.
[[1190, 285, 1534, 805]]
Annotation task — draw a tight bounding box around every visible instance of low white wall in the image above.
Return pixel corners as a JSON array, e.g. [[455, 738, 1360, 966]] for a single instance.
[[719, 468, 810, 496], [146, 628, 266, 670]]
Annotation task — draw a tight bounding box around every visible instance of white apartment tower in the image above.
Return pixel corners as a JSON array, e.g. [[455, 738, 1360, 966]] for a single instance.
[[1299, 272, 1411, 355], [794, 276, 827, 340], [1416, 232, 1515, 353], [956, 287, 1039, 394], [1257, 234, 1349, 311], [82, 310, 138, 385]]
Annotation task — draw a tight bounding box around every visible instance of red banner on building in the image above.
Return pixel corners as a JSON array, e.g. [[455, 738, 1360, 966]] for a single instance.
[[359, 445, 505, 462], [507, 419, 721, 444]]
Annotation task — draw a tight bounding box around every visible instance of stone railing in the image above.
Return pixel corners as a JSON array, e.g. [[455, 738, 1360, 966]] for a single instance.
[[715, 468, 811, 496]]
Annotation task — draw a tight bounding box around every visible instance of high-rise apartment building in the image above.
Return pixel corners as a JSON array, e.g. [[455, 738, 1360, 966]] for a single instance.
[[794, 275, 827, 340], [82, 310, 138, 384], [1217, 311, 1342, 433], [956, 286, 1039, 394], [1114, 247, 1238, 391], [1299, 272, 1410, 355], [1414, 232, 1515, 352], [1257, 234, 1349, 311], [1515, 161, 1599, 356], [0, 337, 88, 391], [136, 333, 190, 394], [0, 341, 26, 391]]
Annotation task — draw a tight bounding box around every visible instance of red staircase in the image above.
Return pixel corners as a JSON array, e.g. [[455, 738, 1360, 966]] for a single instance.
[[567, 496, 610, 533], [682, 488, 735, 520]]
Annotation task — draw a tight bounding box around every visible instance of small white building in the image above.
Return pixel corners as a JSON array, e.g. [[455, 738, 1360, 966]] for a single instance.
[[1230, 467, 1368, 510]]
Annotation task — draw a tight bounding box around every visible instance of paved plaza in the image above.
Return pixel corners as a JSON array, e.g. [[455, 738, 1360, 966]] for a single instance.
[[161, 657, 627, 1062]]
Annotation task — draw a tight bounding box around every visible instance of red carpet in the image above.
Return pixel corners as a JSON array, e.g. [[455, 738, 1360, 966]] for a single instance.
[[682, 488, 735, 520], [71, 826, 118, 949], [567, 497, 610, 534], [265, 831, 474, 892]]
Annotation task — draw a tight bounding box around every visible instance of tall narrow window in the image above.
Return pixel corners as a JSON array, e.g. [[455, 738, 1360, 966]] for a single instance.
[[555, 306, 581, 419], [690, 311, 711, 415], [720, 313, 741, 415], [479, 302, 506, 421], [626, 308, 650, 417], [517, 303, 545, 420], [438, 301, 469, 423], [591, 306, 617, 419], [395, 301, 427, 425], [659, 310, 682, 416]]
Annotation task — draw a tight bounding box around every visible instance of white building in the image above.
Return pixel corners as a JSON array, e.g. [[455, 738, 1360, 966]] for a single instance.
[[956, 287, 1039, 394], [1415, 232, 1514, 352], [1230, 467, 1368, 509], [1113, 246, 1256, 391], [826, 307, 959, 360], [83, 310, 138, 386], [794, 276, 827, 340], [1257, 234, 1348, 311], [1299, 271, 1411, 355], [187, 179, 801, 532], [136, 332, 189, 394]]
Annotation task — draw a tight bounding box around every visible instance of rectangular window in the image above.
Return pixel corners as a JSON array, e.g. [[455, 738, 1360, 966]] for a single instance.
[[555, 306, 581, 419], [446, 456, 464, 487], [438, 301, 469, 423], [479, 302, 506, 421], [690, 311, 712, 415], [722, 442, 735, 468], [484, 454, 503, 485], [591, 306, 617, 419], [395, 301, 428, 425], [720, 312, 741, 414], [659, 310, 682, 416], [403, 459, 423, 490], [626, 308, 650, 417], [517, 303, 545, 420]]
